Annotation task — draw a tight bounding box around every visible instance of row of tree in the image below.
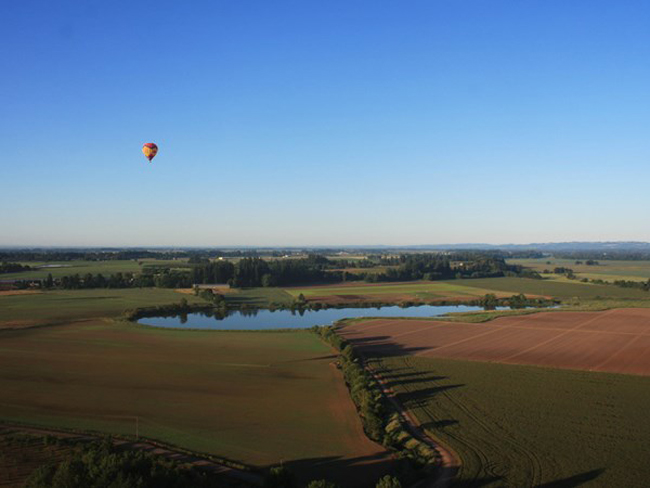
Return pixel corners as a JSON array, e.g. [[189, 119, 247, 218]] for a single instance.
[[15, 253, 542, 291], [26, 438, 225, 488], [611, 279, 650, 292], [360, 254, 531, 282], [190, 254, 530, 287], [191, 257, 340, 287], [31, 271, 193, 290], [0, 261, 31, 273], [554, 250, 650, 261], [479, 293, 550, 310], [26, 434, 403, 488]]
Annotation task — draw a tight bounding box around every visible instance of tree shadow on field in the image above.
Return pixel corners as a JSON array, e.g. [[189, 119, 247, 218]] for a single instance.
[[395, 384, 464, 408], [420, 419, 458, 431], [278, 354, 338, 363], [376, 369, 427, 379], [346, 335, 432, 357], [384, 375, 448, 388], [535, 469, 605, 488], [344, 335, 392, 344], [451, 476, 504, 487], [446, 467, 604, 488], [280, 451, 395, 488]]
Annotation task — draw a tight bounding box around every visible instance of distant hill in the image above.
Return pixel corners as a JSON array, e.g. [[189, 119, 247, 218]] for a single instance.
[[3, 242, 650, 254], [403, 242, 650, 252]]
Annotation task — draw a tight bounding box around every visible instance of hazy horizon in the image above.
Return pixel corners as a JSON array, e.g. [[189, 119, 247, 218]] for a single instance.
[[3, 240, 650, 250]]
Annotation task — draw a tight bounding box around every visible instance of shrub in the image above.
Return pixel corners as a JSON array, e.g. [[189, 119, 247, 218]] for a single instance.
[[306, 480, 340, 488], [376, 475, 402, 488]]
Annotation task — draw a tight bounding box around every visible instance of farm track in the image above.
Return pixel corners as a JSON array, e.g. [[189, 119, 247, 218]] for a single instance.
[[363, 360, 460, 488], [0, 423, 262, 485]]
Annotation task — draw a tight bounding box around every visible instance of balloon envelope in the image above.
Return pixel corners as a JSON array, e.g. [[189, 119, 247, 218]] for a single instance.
[[142, 143, 158, 162]]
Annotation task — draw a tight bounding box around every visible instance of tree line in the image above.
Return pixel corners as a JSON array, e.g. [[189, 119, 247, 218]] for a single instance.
[[610, 279, 650, 292], [12, 253, 542, 291], [0, 261, 32, 273], [553, 250, 650, 261], [26, 436, 404, 488], [21, 270, 193, 290]]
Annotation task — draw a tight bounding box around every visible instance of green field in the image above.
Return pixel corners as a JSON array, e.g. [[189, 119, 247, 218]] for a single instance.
[[448, 276, 650, 299], [372, 355, 650, 488], [0, 288, 204, 327], [5, 278, 649, 486], [284, 276, 650, 303], [509, 258, 650, 282], [1, 259, 191, 280], [226, 287, 295, 307], [0, 321, 390, 486], [285, 282, 515, 301]]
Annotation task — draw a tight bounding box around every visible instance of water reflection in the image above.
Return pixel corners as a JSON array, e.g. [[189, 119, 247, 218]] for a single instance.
[[138, 304, 511, 330]]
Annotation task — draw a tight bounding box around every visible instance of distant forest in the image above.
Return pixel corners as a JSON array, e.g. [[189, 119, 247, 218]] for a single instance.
[[5, 246, 650, 263], [6, 253, 536, 290]]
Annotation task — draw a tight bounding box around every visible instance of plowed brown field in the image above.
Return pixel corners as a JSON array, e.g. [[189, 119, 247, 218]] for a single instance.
[[339, 308, 650, 376]]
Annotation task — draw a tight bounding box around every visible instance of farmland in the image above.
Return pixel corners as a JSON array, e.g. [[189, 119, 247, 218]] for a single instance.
[[284, 281, 518, 304], [370, 355, 650, 487], [339, 309, 650, 376], [4, 256, 650, 487], [282, 275, 650, 306], [0, 288, 204, 328], [0, 259, 191, 281], [226, 287, 295, 307], [0, 321, 391, 486], [339, 307, 650, 486], [444, 276, 650, 299], [509, 257, 650, 282]]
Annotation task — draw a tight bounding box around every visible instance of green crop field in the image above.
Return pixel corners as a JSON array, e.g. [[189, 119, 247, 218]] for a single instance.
[[509, 258, 650, 282], [447, 276, 650, 299], [372, 355, 650, 488], [226, 287, 295, 307], [0, 321, 390, 486], [1, 259, 191, 280], [285, 282, 513, 301], [283, 276, 650, 303], [0, 288, 204, 327]]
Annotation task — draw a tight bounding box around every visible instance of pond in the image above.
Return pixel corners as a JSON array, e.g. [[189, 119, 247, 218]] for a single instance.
[[137, 304, 506, 330]]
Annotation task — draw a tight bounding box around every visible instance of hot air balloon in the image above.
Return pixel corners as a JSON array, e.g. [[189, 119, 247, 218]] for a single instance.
[[142, 143, 158, 162]]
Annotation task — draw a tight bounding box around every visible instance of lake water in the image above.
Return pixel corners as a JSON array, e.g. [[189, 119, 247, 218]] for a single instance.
[[138, 304, 500, 330]]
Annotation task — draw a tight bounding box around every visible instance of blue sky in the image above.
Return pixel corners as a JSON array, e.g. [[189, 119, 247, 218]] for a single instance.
[[2, 1, 649, 246]]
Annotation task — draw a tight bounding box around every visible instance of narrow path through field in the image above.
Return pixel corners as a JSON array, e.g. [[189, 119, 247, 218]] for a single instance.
[[362, 361, 461, 488]]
